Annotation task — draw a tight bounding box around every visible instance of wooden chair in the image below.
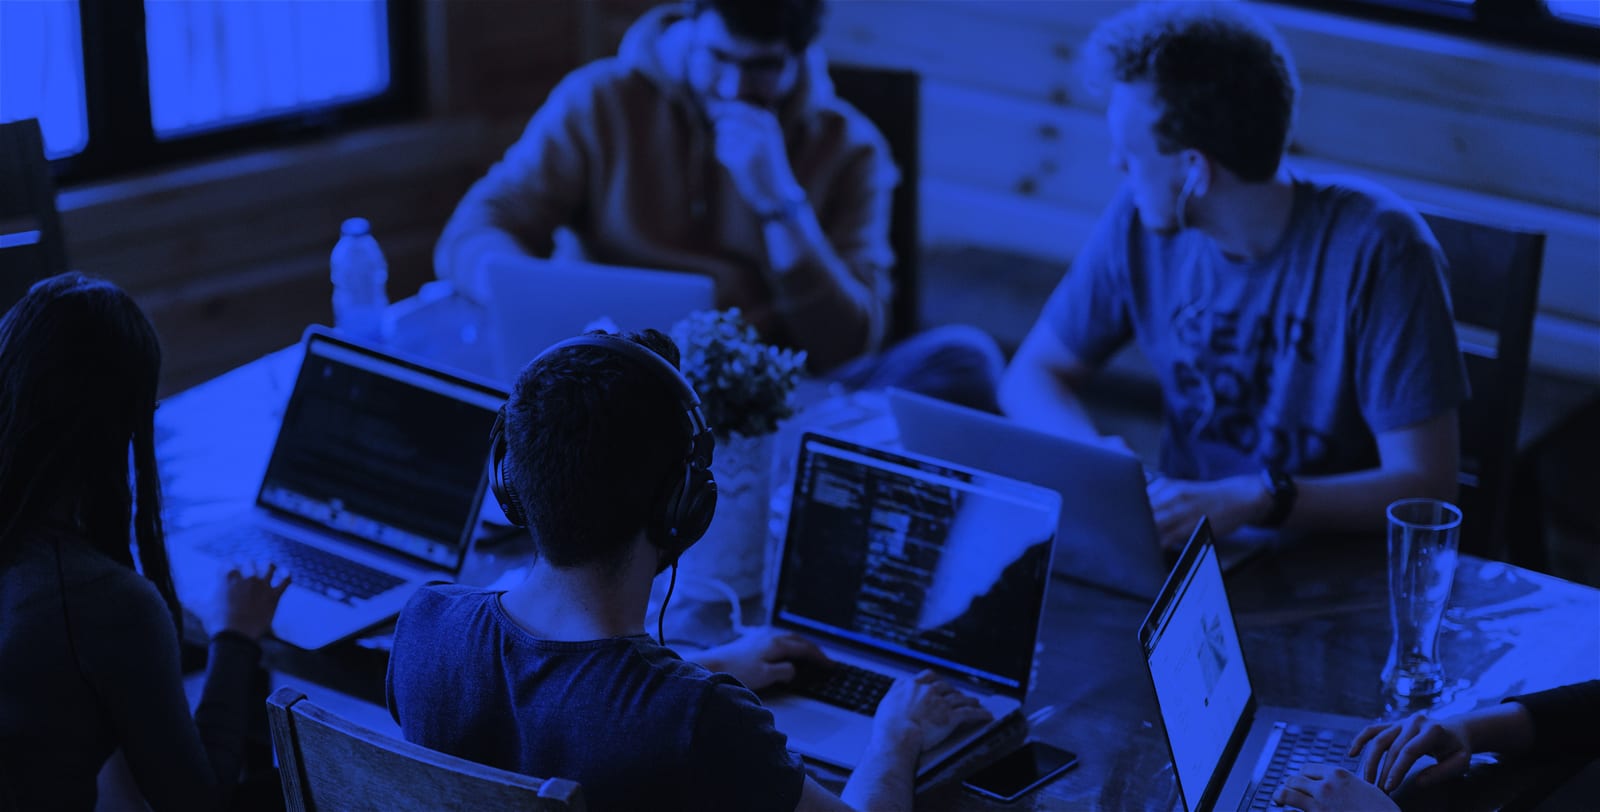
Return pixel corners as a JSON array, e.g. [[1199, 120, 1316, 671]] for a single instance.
[[830, 65, 920, 345], [1420, 209, 1546, 561], [266, 687, 586, 812], [0, 118, 68, 313]]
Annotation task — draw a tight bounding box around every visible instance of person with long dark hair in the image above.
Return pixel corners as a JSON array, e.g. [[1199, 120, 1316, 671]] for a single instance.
[[0, 272, 289, 810]]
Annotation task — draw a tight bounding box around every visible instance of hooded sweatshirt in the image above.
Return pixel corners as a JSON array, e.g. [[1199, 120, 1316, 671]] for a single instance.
[[434, 5, 900, 372]]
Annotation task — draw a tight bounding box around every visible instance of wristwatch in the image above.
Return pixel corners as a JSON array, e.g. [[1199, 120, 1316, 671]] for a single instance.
[[1259, 468, 1297, 527]]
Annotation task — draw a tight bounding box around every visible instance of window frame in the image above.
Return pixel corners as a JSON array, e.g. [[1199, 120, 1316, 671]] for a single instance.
[[1266, 0, 1600, 60], [53, 0, 422, 186]]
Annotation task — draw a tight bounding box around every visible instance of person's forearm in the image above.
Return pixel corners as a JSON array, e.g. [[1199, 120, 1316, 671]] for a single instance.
[[1461, 703, 1537, 754], [998, 362, 1100, 439], [434, 228, 530, 303], [761, 209, 883, 371], [840, 740, 917, 812], [1278, 467, 1455, 534]]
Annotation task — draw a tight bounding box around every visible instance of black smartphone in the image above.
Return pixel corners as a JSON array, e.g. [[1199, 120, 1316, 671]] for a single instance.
[[961, 740, 1079, 803]]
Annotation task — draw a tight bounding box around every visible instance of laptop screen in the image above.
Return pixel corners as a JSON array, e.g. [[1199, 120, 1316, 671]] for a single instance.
[[1140, 522, 1255, 811], [257, 334, 504, 570], [773, 433, 1059, 696]]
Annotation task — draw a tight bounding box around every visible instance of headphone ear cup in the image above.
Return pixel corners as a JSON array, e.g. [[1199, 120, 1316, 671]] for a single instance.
[[489, 418, 530, 528], [676, 468, 717, 548]]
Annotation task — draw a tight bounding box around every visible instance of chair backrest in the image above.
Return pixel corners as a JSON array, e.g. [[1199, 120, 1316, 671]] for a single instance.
[[1420, 209, 1546, 559], [829, 64, 920, 345], [0, 118, 68, 313], [266, 687, 586, 812]]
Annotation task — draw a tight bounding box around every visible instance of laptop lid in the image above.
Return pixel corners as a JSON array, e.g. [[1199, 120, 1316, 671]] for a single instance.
[[1138, 519, 1258, 812], [256, 327, 505, 573], [771, 432, 1061, 699], [481, 256, 715, 383], [887, 387, 1166, 600]]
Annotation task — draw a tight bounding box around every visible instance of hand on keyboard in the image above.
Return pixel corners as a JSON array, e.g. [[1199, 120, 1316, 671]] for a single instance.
[[872, 670, 993, 756], [204, 561, 291, 641], [1271, 765, 1397, 812], [695, 627, 831, 692]]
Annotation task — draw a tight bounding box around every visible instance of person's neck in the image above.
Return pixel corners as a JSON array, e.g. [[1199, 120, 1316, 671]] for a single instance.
[[1195, 173, 1296, 262], [498, 541, 659, 641]]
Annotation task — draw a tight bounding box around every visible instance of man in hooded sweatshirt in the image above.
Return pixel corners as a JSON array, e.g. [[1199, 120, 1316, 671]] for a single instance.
[[435, 0, 1004, 411]]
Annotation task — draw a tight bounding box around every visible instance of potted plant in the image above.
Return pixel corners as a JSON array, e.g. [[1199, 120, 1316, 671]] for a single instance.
[[668, 308, 807, 598]]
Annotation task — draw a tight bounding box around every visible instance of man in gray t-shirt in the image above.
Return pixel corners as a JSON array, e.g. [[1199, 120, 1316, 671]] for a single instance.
[[1001, 3, 1467, 550]]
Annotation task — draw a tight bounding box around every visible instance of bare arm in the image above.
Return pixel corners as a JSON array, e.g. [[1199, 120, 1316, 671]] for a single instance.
[[999, 318, 1103, 439], [1283, 409, 1459, 534], [1148, 409, 1460, 549]]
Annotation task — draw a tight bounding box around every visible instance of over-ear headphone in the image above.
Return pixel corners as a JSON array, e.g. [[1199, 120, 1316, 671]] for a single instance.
[[488, 334, 718, 565]]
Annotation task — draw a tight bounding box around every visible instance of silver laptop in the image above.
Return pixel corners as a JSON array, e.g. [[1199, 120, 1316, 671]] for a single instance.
[[481, 255, 715, 383], [888, 388, 1167, 601], [169, 327, 505, 650], [763, 433, 1061, 778], [1141, 519, 1366, 812]]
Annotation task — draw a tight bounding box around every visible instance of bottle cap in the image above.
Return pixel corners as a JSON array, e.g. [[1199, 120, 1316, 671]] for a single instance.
[[341, 217, 371, 236]]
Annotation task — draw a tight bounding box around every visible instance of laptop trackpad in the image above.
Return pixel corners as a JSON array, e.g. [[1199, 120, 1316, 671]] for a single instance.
[[766, 697, 873, 768]]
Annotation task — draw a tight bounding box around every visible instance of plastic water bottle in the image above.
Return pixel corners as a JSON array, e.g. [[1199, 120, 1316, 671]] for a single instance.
[[330, 217, 388, 342]]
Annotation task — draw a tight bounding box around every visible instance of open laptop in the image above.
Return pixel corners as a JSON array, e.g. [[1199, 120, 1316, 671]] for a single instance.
[[169, 327, 505, 650], [481, 255, 715, 383], [1141, 519, 1366, 812], [888, 388, 1167, 601], [762, 432, 1061, 778]]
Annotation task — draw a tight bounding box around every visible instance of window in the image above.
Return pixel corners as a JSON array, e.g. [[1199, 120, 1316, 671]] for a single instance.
[[0, 0, 419, 183], [1270, 0, 1600, 58]]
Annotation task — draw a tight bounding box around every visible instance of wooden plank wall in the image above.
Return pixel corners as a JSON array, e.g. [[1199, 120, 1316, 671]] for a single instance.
[[813, 0, 1600, 381]]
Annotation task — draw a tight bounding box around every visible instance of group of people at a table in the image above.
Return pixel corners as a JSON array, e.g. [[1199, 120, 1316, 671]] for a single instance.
[[2, 1, 1594, 811]]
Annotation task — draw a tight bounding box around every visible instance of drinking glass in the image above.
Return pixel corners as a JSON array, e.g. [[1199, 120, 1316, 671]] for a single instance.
[[1382, 498, 1462, 704]]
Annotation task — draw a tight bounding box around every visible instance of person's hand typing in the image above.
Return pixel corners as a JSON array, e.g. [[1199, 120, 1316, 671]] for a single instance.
[[1147, 474, 1266, 550], [694, 627, 830, 691], [207, 561, 291, 641], [1272, 765, 1397, 811], [1350, 712, 1472, 792], [871, 670, 994, 756]]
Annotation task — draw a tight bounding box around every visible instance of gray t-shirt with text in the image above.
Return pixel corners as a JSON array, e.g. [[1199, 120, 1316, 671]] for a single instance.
[[1044, 175, 1468, 481]]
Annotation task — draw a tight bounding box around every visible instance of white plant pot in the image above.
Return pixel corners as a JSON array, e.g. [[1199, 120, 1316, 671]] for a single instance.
[[674, 429, 777, 600]]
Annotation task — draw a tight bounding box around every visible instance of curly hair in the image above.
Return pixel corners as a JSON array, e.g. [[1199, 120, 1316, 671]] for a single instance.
[[693, 0, 825, 53], [1083, 2, 1299, 182], [503, 329, 690, 577]]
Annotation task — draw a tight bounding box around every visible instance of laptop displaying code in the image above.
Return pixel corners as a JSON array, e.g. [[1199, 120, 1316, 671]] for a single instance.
[[774, 436, 1058, 693]]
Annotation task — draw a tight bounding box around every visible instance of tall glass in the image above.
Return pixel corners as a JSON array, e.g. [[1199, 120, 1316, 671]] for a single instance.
[[1382, 498, 1462, 704]]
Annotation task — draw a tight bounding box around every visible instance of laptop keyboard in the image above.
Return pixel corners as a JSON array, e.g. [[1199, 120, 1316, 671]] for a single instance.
[[787, 660, 896, 716], [195, 527, 405, 605], [1246, 722, 1361, 812]]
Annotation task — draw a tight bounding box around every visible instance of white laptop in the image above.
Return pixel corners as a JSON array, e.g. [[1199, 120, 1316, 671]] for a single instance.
[[481, 255, 715, 384], [168, 327, 505, 650], [888, 388, 1168, 601], [1141, 519, 1366, 812], [763, 433, 1061, 778]]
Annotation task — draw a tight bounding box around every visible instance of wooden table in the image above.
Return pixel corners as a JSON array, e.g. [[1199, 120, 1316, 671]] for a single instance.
[[159, 337, 1600, 811]]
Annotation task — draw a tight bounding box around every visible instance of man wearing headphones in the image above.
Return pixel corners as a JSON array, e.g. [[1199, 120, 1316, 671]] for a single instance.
[[387, 329, 991, 811], [1000, 3, 1467, 551]]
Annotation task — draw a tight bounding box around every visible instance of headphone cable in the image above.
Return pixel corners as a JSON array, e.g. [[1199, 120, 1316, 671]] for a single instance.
[[657, 562, 678, 647]]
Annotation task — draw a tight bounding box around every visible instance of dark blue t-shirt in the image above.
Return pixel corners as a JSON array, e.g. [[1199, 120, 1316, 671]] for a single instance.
[[385, 584, 807, 812], [1044, 175, 1469, 481]]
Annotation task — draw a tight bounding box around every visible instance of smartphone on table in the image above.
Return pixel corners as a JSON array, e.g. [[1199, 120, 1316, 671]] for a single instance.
[[961, 740, 1079, 803]]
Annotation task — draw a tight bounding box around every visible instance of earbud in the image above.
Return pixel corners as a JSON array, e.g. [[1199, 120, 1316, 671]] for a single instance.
[[1177, 164, 1204, 231]]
